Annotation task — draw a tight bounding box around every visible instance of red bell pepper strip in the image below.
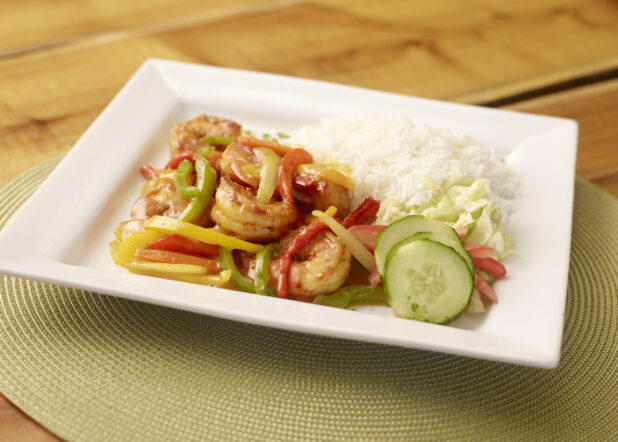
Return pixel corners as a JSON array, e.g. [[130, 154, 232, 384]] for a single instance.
[[165, 151, 196, 169], [147, 234, 219, 258], [464, 243, 506, 278], [464, 243, 497, 260], [277, 221, 329, 298], [237, 135, 292, 157], [472, 257, 507, 279], [277, 148, 313, 205], [342, 197, 380, 228], [348, 224, 386, 253], [474, 272, 498, 303]]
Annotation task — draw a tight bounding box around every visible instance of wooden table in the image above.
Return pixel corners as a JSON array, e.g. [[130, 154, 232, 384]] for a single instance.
[[1, 0, 617, 439]]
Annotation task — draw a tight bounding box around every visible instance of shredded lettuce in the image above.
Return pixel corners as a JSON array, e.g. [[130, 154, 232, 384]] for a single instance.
[[378, 178, 512, 258]]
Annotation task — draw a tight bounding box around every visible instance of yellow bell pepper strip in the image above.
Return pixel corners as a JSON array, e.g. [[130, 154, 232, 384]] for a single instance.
[[325, 206, 338, 217], [219, 248, 255, 293], [135, 249, 221, 272], [178, 269, 231, 286], [144, 216, 261, 253], [109, 240, 120, 264], [179, 154, 217, 223], [314, 286, 386, 309], [174, 159, 198, 199], [254, 243, 276, 296], [297, 163, 355, 191], [113, 219, 145, 242], [111, 229, 166, 266], [199, 135, 236, 146], [254, 148, 281, 203], [312, 210, 376, 271], [127, 261, 207, 275], [126, 261, 231, 286], [305, 205, 337, 224]]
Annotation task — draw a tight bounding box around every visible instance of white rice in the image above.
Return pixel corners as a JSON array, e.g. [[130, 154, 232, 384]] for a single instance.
[[289, 113, 518, 227]]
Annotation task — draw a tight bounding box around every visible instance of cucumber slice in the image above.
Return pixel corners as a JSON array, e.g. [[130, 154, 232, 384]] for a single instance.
[[407, 231, 474, 274], [383, 238, 473, 324], [375, 215, 462, 276]]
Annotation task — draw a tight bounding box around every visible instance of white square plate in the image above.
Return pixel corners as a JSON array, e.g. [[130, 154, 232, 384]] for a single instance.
[[0, 59, 577, 368]]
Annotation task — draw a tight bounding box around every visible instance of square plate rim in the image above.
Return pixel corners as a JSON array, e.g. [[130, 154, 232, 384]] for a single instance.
[[0, 58, 578, 368]]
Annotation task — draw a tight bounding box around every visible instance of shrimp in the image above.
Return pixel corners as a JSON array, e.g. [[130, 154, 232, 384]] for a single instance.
[[270, 230, 351, 297], [169, 114, 242, 156], [294, 173, 352, 217], [131, 171, 213, 226], [219, 140, 260, 188], [211, 177, 296, 242], [311, 180, 352, 215], [131, 183, 189, 220]]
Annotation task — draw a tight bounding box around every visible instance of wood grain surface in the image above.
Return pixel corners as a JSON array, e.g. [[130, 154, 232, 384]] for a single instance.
[[0, 0, 617, 440]]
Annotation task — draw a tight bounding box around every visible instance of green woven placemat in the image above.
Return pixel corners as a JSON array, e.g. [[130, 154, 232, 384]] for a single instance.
[[1, 156, 616, 441]]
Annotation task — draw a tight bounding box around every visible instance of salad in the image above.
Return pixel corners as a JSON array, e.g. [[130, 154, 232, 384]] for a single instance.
[[110, 114, 508, 324]]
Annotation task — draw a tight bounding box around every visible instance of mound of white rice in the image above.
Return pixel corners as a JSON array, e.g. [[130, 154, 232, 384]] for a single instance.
[[290, 113, 518, 230]]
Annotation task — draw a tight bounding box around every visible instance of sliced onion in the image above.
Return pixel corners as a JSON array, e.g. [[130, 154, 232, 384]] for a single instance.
[[254, 147, 281, 202], [312, 210, 376, 271]]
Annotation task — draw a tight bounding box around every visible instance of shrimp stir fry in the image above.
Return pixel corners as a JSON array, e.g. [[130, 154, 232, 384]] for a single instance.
[[111, 114, 380, 302]]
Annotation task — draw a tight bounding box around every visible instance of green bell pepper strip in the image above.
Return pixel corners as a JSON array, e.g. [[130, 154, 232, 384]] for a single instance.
[[174, 159, 198, 199], [314, 286, 386, 309], [179, 155, 217, 223], [199, 135, 236, 146], [219, 247, 255, 293], [196, 146, 215, 157], [254, 243, 276, 296]]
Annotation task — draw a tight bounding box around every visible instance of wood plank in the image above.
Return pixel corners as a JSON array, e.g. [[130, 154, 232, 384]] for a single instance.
[[323, 0, 618, 103], [0, 393, 59, 441], [505, 78, 618, 196], [0, 0, 287, 55], [1, 26, 617, 192], [1, 0, 617, 102]]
